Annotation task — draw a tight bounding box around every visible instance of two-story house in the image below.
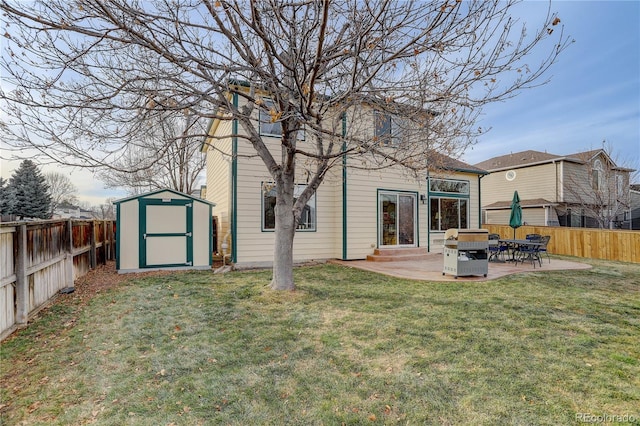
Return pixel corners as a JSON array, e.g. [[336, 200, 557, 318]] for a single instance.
[[624, 184, 640, 230], [475, 149, 635, 229], [201, 89, 487, 269]]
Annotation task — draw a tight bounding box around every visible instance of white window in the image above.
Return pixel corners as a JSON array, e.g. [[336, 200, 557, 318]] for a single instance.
[[262, 183, 316, 231], [616, 174, 624, 197], [592, 159, 603, 190]]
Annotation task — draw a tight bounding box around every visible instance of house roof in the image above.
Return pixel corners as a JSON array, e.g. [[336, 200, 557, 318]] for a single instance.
[[431, 152, 488, 175], [483, 198, 557, 210], [113, 188, 216, 206], [474, 148, 635, 172], [474, 150, 579, 171]]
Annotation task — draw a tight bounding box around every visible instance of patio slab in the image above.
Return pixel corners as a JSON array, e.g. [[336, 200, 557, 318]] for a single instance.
[[329, 254, 592, 282]]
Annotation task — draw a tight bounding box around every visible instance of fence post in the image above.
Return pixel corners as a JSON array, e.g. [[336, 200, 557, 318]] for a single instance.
[[102, 220, 107, 265], [15, 224, 28, 326], [66, 220, 74, 288], [110, 221, 116, 260], [90, 220, 97, 269]]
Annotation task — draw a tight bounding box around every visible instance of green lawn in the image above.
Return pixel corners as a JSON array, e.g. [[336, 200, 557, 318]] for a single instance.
[[1, 259, 639, 425]]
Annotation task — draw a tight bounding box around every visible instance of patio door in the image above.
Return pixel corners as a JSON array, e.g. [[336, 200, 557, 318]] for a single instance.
[[379, 191, 417, 247], [140, 198, 193, 268]]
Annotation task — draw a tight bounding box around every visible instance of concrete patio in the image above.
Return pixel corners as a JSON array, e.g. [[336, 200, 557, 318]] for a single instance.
[[329, 254, 592, 282]]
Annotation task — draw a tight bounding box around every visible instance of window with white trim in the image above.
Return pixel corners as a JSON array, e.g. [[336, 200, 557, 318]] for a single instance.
[[592, 159, 603, 190], [616, 174, 624, 197]]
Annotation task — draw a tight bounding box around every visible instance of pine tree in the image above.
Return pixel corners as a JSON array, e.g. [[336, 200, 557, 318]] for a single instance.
[[8, 160, 52, 220], [0, 177, 14, 218]]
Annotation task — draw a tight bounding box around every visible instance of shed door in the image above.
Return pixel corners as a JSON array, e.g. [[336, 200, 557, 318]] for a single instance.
[[140, 198, 193, 268]]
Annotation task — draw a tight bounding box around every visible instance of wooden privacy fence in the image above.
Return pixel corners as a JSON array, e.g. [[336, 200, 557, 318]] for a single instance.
[[484, 224, 640, 264], [0, 219, 116, 341]]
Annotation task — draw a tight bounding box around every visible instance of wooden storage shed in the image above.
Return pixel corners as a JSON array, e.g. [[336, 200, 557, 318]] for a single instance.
[[114, 189, 215, 273]]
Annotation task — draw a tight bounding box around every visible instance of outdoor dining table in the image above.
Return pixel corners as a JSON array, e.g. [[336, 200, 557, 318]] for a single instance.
[[499, 239, 544, 266]]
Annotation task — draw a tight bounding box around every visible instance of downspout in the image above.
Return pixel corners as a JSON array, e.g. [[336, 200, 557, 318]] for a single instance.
[[478, 173, 485, 228], [231, 93, 238, 263], [341, 112, 348, 260], [426, 171, 430, 252]]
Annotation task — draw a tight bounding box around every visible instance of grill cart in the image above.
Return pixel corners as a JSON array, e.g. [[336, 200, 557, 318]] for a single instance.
[[442, 229, 489, 279]]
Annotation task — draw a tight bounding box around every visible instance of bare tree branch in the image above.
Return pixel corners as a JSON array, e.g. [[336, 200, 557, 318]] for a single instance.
[[1, 0, 572, 289]]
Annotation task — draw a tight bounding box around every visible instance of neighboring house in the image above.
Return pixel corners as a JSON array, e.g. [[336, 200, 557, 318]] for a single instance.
[[201, 91, 487, 268], [475, 149, 635, 229], [622, 184, 640, 230], [52, 201, 94, 219]]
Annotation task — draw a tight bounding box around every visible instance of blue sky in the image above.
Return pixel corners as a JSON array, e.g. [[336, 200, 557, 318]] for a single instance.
[[2, 0, 639, 205], [463, 0, 640, 173]]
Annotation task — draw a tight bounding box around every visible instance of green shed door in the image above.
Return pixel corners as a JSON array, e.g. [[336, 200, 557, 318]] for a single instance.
[[139, 198, 193, 268]]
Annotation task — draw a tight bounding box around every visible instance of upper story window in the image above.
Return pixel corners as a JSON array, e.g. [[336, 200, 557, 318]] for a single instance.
[[258, 98, 304, 140], [259, 99, 282, 137], [374, 111, 404, 146], [429, 178, 470, 195], [616, 174, 624, 197], [592, 159, 603, 190]]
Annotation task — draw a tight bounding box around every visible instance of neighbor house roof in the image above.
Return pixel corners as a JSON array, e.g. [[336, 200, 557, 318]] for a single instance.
[[475, 149, 636, 173], [473, 150, 579, 172], [483, 198, 557, 210]]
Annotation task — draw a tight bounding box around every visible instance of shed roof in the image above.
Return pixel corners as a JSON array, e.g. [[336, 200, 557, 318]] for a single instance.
[[113, 188, 216, 206]]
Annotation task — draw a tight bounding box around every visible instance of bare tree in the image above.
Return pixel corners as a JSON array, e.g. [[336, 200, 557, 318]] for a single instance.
[[0, 0, 571, 290], [562, 144, 635, 229], [98, 111, 207, 195], [45, 171, 78, 216], [91, 197, 117, 220]]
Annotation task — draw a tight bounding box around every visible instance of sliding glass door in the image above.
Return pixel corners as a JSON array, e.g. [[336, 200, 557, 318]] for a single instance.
[[379, 191, 416, 247]]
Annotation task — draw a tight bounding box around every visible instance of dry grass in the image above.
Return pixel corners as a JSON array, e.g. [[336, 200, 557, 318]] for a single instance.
[[1, 259, 639, 425]]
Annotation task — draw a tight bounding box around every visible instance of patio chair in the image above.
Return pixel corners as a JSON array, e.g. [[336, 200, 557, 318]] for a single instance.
[[516, 240, 542, 268], [538, 235, 551, 263], [488, 233, 507, 262], [526, 233, 542, 241]]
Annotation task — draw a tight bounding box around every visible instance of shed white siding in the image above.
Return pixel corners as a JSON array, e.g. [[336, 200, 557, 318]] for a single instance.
[[116, 189, 214, 273]]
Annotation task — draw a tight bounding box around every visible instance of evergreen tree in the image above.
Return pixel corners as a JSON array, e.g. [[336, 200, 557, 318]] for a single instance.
[[8, 160, 52, 219], [0, 177, 14, 217]]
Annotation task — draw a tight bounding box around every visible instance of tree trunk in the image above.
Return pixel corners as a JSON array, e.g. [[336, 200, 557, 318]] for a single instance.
[[270, 195, 296, 291]]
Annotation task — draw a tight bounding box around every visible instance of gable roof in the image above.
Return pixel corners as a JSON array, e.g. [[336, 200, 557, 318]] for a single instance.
[[474, 148, 635, 173], [473, 150, 576, 171], [113, 188, 216, 206]]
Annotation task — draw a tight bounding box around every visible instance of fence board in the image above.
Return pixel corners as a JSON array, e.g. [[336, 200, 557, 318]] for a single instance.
[[0, 219, 116, 341], [484, 225, 640, 263]]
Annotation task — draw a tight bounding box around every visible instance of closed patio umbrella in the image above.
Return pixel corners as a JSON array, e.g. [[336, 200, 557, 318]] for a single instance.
[[509, 190, 522, 239]]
